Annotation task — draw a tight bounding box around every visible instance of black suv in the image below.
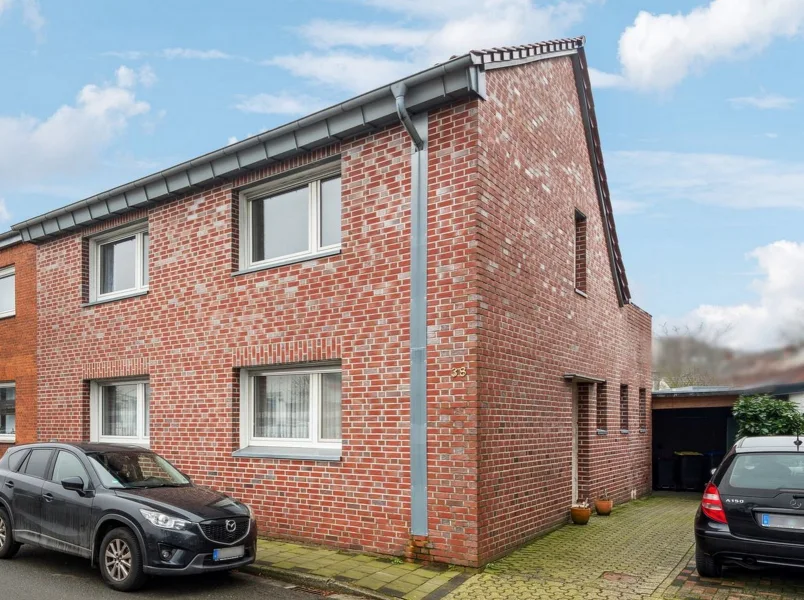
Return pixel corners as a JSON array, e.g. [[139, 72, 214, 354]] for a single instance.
[[0, 443, 256, 591], [696, 436, 804, 577]]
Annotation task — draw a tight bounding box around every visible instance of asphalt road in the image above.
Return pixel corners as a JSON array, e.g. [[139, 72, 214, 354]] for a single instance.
[[0, 545, 321, 599]]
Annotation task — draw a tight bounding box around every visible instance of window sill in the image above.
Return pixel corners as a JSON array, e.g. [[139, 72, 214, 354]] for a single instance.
[[574, 288, 588, 298], [596, 429, 608, 436], [0, 436, 15, 443], [233, 446, 342, 461], [234, 249, 342, 277], [83, 290, 149, 308], [96, 438, 150, 448], [639, 428, 648, 434], [620, 429, 630, 435], [0, 313, 15, 321]]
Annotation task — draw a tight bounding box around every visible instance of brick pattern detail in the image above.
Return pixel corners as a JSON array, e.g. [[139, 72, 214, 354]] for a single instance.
[[620, 385, 630, 431], [0, 242, 37, 455], [474, 56, 652, 564], [406, 535, 435, 563], [81, 358, 151, 381]]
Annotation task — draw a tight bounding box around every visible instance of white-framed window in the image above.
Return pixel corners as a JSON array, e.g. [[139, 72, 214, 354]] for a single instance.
[[90, 380, 150, 446], [0, 266, 15, 319], [240, 366, 342, 452], [239, 166, 341, 270], [0, 383, 15, 442], [89, 223, 149, 302]]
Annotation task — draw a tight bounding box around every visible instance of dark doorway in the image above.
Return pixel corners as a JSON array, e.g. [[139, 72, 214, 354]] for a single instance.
[[652, 407, 736, 491]]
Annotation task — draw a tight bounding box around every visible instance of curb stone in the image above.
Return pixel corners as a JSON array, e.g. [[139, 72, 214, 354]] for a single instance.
[[242, 563, 396, 600]]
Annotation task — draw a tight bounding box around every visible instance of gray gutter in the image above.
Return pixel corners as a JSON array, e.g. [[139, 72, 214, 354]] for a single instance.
[[13, 54, 482, 242], [0, 231, 22, 250]]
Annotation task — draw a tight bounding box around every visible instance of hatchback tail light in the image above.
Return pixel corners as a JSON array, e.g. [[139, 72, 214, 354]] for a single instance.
[[701, 482, 728, 524]]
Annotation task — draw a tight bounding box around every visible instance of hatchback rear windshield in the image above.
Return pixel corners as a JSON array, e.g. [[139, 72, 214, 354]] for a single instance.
[[728, 453, 804, 490]]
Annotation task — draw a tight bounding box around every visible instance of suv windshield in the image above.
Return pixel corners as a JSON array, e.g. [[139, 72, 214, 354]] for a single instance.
[[87, 451, 190, 489], [728, 453, 804, 490]]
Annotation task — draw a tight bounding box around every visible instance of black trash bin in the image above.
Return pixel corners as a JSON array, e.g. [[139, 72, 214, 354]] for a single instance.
[[675, 451, 704, 491]]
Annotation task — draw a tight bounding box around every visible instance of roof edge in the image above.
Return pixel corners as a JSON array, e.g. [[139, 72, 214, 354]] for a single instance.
[[0, 231, 22, 250]]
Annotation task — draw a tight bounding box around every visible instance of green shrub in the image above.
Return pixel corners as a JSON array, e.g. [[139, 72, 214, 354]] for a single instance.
[[733, 394, 804, 438]]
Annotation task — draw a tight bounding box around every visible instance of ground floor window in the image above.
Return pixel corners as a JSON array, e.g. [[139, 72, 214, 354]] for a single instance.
[[0, 383, 15, 442], [90, 380, 150, 446], [239, 365, 342, 454]]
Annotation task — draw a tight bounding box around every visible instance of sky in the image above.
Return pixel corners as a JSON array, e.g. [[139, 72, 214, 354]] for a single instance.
[[0, 0, 803, 351]]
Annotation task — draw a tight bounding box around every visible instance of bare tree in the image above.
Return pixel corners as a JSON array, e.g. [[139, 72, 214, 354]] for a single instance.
[[653, 322, 733, 389]]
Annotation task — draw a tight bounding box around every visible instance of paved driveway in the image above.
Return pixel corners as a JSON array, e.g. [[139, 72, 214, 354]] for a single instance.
[[447, 493, 804, 600]]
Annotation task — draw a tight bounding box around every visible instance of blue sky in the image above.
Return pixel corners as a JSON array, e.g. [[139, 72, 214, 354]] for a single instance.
[[1, 0, 803, 350]]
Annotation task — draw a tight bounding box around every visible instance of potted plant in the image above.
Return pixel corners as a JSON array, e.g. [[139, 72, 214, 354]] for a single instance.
[[595, 490, 613, 516], [570, 499, 592, 525]]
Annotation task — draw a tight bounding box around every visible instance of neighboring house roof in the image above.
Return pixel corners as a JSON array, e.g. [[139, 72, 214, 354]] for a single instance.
[[652, 381, 804, 398], [0, 230, 22, 250], [10, 36, 631, 305]]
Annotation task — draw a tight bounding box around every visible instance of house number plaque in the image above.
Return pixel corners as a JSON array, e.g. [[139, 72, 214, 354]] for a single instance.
[[451, 366, 467, 378]]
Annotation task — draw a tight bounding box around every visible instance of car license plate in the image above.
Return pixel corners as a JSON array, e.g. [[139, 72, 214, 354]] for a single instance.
[[760, 513, 804, 530], [213, 546, 245, 562]]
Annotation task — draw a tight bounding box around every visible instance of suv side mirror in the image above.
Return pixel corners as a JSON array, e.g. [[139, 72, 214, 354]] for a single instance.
[[62, 476, 85, 494]]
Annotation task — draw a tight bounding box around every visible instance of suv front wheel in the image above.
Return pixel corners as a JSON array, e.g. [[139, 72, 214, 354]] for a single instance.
[[99, 527, 147, 592]]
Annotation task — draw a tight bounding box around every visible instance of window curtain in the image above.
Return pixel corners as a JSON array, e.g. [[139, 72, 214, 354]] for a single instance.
[[102, 384, 138, 437], [0, 387, 15, 435], [321, 373, 342, 440], [254, 374, 310, 439]]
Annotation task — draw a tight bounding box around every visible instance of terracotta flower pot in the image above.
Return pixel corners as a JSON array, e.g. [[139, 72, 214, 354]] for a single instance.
[[595, 499, 614, 516], [570, 506, 592, 525]]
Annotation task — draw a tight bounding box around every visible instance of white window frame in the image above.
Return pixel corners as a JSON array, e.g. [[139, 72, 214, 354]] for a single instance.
[[0, 382, 15, 443], [239, 366, 342, 452], [0, 266, 15, 319], [89, 222, 149, 303], [239, 164, 341, 271], [90, 379, 150, 447]]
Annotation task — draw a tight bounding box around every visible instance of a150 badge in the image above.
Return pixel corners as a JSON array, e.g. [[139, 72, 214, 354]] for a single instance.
[[451, 366, 467, 378]]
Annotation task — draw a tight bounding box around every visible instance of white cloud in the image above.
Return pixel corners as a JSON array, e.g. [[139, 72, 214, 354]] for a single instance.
[[765, 132, 779, 139], [589, 67, 627, 89], [611, 197, 647, 215], [673, 241, 804, 350], [161, 48, 233, 60], [0, 0, 11, 15], [0, 67, 151, 188], [116, 65, 157, 89], [608, 150, 804, 210], [268, 52, 418, 94], [103, 50, 147, 60], [269, 0, 587, 93], [227, 136, 238, 145], [729, 91, 796, 109], [0, 199, 10, 223], [597, 0, 804, 91], [234, 92, 326, 115], [21, 0, 43, 40]]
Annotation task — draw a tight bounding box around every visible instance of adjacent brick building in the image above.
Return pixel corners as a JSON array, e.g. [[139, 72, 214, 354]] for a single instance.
[[0, 232, 38, 456], [13, 37, 651, 566]]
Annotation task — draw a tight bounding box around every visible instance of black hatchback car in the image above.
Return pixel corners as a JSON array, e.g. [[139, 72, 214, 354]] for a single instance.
[[0, 443, 256, 591], [696, 436, 804, 577]]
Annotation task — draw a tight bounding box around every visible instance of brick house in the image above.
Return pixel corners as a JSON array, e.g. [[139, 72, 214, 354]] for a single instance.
[[12, 37, 651, 566], [0, 231, 37, 455]]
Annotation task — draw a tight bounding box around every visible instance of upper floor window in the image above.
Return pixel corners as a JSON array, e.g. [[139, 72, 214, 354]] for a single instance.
[[90, 380, 151, 446], [0, 383, 15, 442], [89, 223, 149, 303], [240, 167, 341, 271], [0, 266, 15, 318]]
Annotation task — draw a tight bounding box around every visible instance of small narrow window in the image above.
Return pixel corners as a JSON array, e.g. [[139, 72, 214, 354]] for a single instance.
[[596, 382, 607, 431], [0, 383, 15, 442], [574, 210, 587, 294], [620, 384, 629, 432], [0, 266, 15, 318], [639, 388, 647, 431], [89, 223, 149, 302]]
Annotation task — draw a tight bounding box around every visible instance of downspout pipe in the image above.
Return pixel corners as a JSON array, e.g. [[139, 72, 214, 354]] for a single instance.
[[391, 83, 425, 151], [393, 83, 430, 538]]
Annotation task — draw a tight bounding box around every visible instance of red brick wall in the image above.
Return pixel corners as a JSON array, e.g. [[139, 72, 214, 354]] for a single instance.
[[474, 56, 652, 563], [36, 104, 481, 564], [0, 242, 37, 455]]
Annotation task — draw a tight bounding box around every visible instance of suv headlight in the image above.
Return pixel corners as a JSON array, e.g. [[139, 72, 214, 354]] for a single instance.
[[246, 504, 255, 520], [140, 509, 190, 531]]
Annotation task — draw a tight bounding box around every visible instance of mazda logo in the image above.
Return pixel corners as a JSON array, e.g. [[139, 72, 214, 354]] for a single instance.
[[225, 519, 237, 533]]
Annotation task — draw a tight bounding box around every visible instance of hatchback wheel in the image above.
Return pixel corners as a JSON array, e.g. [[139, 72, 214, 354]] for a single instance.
[[695, 544, 723, 578], [99, 527, 147, 592], [0, 508, 21, 559]]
